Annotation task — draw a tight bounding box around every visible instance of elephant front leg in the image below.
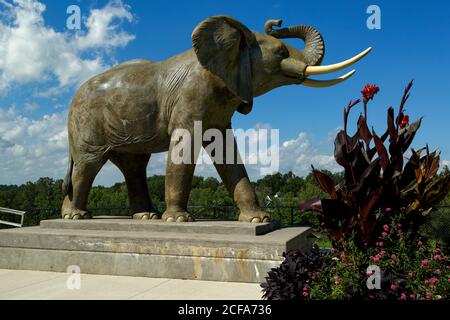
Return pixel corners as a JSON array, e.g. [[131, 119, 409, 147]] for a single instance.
[[204, 131, 270, 223], [163, 131, 199, 222]]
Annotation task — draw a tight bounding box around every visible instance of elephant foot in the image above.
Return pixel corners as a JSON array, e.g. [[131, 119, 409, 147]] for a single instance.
[[162, 210, 195, 223], [62, 208, 92, 220], [239, 209, 271, 223], [132, 212, 160, 220]]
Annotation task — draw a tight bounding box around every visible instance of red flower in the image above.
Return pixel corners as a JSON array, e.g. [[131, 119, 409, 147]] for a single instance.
[[361, 84, 380, 101], [399, 114, 410, 128]]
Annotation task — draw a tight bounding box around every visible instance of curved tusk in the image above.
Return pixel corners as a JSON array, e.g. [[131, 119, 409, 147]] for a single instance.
[[302, 70, 356, 87], [304, 47, 372, 75]]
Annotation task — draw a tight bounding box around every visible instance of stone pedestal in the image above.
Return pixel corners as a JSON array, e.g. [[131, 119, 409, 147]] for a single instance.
[[0, 218, 313, 283]]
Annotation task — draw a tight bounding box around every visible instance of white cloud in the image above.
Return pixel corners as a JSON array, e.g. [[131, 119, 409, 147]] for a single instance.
[[0, 0, 135, 92], [24, 102, 38, 112], [0, 107, 69, 183], [76, 0, 134, 50]]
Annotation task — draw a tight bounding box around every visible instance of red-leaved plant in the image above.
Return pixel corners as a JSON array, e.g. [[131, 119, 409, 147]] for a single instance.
[[300, 81, 450, 248]]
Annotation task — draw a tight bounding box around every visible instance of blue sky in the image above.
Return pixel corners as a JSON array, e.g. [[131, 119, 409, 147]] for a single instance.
[[0, 0, 449, 186]]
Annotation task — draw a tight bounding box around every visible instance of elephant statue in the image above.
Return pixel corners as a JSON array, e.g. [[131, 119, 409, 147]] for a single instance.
[[61, 16, 371, 223]]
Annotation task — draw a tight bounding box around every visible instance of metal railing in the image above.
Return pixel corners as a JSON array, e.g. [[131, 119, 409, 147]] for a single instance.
[[9, 205, 450, 228], [88, 205, 301, 225], [0, 207, 26, 227]]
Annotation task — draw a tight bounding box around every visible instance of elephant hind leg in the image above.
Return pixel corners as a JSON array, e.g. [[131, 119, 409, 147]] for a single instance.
[[109, 152, 160, 220], [61, 159, 106, 219]]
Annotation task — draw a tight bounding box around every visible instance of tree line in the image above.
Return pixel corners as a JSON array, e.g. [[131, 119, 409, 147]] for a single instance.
[[0, 168, 449, 230]]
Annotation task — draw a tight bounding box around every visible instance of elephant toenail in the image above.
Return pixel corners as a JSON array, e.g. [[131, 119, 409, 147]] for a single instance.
[[63, 214, 70, 219], [73, 214, 81, 220], [187, 216, 195, 222], [166, 217, 175, 222], [262, 217, 271, 223], [176, 216, 187, 222], [251, 217, 261, 223]]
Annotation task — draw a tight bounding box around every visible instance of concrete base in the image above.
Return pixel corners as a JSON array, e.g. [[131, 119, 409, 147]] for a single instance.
[[0, 219, 313, 283]]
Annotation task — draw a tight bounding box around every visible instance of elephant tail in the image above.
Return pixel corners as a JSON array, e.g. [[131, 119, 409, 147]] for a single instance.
[[62, 152, 74, 197]]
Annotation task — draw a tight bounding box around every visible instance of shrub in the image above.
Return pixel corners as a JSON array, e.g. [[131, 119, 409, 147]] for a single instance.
[[299, 81, 450, 248], [310, 216, 449, 300], [261, 246, 331, 300]]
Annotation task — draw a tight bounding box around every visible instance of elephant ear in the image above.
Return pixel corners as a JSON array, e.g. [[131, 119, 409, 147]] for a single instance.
[[192, 16, 255, 114]]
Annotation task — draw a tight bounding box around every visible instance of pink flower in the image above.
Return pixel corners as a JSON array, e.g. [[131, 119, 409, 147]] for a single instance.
[[433, 248, 441, 255], [303, 291, 309, 297], [303, 286, 309, 292], [408, 272, 413, 278], [426, 291, 432, 300], [426, 277, 439, 285], [410, 294, 415, 300], [419, 247, 424, 252], [335, 276, 341, 285], [421, 259, 429, 268], [397, 223, 402, 228], [385, 208, 392, 213], [376, 242, 384, 247], [434, 255, 442, 261], [400, 293, 406, 300], [390, 283, 398, 290], [418, 241, 423, 246], [383, 224, 390, 232], [381, 232, 388, 238], [399, 236, 404, 241], [448, 279, 450, 283], [379, 251, 386, 255], [435, 269, 441, 275]]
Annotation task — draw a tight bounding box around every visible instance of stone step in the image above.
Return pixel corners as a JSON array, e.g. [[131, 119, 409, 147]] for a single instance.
[[0, 220, 313, 283], [40, 219, 279, 236], [0, 247, 279, 283], [0, 225, 311, 261]]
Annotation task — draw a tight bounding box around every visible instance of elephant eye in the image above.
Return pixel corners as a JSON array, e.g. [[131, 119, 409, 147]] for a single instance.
[[275, 46, 289, 59]]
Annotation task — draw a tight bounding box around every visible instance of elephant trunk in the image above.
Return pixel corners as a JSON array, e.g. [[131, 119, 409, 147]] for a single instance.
[[264, 19, 325, 66]]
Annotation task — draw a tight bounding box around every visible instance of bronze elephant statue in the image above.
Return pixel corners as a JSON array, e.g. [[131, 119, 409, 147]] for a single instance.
[[61, 16, 371, 223]]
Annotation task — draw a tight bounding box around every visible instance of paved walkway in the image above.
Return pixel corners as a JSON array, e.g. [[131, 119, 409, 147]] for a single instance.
[[0, 269, 263, 300]]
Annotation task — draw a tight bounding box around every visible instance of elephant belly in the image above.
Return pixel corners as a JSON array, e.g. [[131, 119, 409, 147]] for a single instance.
[[103, 103, 171, 154]]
